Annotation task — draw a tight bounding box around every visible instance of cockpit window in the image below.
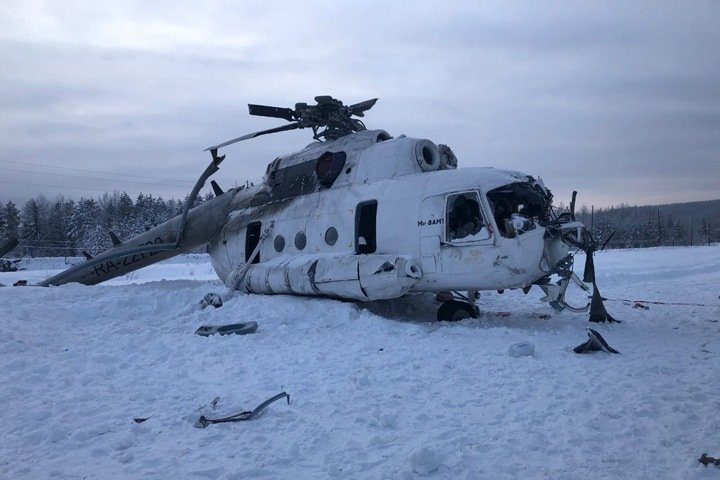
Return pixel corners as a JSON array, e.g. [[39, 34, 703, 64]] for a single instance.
[[446, 192, 490, 242]]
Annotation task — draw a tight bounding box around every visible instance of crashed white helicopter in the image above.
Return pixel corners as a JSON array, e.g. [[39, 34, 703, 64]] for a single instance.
[[40, 96, 617, 322]]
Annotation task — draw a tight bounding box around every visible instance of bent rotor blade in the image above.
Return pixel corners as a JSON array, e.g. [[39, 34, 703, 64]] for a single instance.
[[588, 282, 620, 323], [583, 249, 596, 283], [204, 123, 301, 151], [348, 98, 378, 117], [248, 104, 295, 121]]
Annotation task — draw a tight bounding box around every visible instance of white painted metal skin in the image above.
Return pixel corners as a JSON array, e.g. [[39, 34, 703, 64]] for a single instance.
[[208, 130, 572, 300]]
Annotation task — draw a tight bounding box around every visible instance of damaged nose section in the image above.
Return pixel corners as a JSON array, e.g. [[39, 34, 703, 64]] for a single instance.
[[539, 222, 620, 323]]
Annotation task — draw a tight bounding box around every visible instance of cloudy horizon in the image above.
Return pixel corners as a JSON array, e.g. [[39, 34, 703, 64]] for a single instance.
[[1, 1, 718, 209]]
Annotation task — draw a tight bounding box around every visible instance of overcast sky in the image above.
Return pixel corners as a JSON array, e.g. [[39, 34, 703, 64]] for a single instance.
[[1, 0, 718, 209]]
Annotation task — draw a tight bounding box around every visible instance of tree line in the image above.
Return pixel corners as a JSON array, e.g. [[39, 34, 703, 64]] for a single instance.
[[1, 192, 719, 258], [0, 191, 213, 257], [575, 200, 720, 248]]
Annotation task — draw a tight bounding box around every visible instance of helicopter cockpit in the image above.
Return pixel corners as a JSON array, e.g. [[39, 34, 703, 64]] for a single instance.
[[487, 177, 553, 238]]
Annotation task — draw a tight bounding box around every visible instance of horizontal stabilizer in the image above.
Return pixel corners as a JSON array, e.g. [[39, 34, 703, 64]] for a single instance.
[[211, 180, 224, 196]]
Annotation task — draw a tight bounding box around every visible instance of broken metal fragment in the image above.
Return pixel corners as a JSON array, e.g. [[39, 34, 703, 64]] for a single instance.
[[573, 328, 620, 354]]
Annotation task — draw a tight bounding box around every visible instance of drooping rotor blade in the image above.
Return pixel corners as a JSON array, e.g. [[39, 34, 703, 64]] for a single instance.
[[248, 104, 296, 122], [204, 123, 301, 151], [583, 249, 596, 283], [348, 98, 378, 117], [588, 282, 620, 323]]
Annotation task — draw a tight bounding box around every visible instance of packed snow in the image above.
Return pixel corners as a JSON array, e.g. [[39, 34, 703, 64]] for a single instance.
[[1, 247, 718, 479]]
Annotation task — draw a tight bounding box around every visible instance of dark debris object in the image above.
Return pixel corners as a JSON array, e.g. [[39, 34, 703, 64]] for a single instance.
[[200, 292, 223, 309], [195, 321, 258, 337], [699, 453, 720, 467], [195, 392, 290, 428], [574, 328, 620, 354]]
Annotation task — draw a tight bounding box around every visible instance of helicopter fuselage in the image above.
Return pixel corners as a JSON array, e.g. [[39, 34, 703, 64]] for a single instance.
[[208, 130, 574, 301]]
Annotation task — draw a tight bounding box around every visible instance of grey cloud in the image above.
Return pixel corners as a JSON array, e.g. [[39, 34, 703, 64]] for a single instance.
[[1, 1, 719, 209]]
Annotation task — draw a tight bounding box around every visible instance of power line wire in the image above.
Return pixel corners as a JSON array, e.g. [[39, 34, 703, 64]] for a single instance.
[[0, 178, 188, 194], [2, 165, 193, 188], [0, 159, 194, 187]]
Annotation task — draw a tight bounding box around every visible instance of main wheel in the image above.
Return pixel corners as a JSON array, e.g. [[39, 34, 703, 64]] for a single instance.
[[437, 300, 478, 321]]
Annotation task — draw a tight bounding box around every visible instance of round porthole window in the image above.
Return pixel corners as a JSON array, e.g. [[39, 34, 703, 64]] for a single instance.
[[325, 227, 338, 246], [294, 231, 307, 250], [273, 235, 285, 253]]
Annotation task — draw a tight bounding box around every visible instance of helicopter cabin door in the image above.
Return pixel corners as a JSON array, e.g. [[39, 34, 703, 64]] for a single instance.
[[419, 195, 445, 273], [245, 221, 262, 264], [438, 191, 493, 273]]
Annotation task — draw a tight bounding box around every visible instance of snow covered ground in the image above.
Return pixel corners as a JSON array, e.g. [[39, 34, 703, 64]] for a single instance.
[[1, 247, 718, 479]]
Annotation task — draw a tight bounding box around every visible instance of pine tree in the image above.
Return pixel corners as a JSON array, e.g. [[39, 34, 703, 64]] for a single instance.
[[46, 198, 73, 256], [66, 198, 110, 255], [115, 191, 135, 239], [4, 201, 20, 241], [20, 198, 50, 256], [0, 205, 6, 240]]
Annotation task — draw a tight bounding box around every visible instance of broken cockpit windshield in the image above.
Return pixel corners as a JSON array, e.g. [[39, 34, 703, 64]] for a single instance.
[[487, 179, 552, 238]]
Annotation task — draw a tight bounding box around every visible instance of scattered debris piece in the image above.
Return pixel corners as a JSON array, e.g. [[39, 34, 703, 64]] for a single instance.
[[0, 259, 21, 272], [574, 328, 620, 354], [200, 292, 223, 309], [699, 453, 720, 467], [508, 341, 535, 358], [133, 417, 149, 424], [211, 396, 220, 410], [632, 302, 650, 310], [194, 392, 290, 428], [195, 321, 258, 337], [13, 280, 27, 287]]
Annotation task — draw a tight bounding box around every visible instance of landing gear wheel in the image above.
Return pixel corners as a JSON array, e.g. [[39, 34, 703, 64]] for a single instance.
[[437, 300, 478, 322]]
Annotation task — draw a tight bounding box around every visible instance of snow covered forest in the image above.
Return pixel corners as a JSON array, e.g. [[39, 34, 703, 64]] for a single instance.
[[575, 199, 720, 248], [0, 191, 215, 257], [1, 193, 719, 257]]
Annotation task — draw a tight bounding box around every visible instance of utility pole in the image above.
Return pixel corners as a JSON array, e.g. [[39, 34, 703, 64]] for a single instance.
[[690, 214, 694, 246]]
